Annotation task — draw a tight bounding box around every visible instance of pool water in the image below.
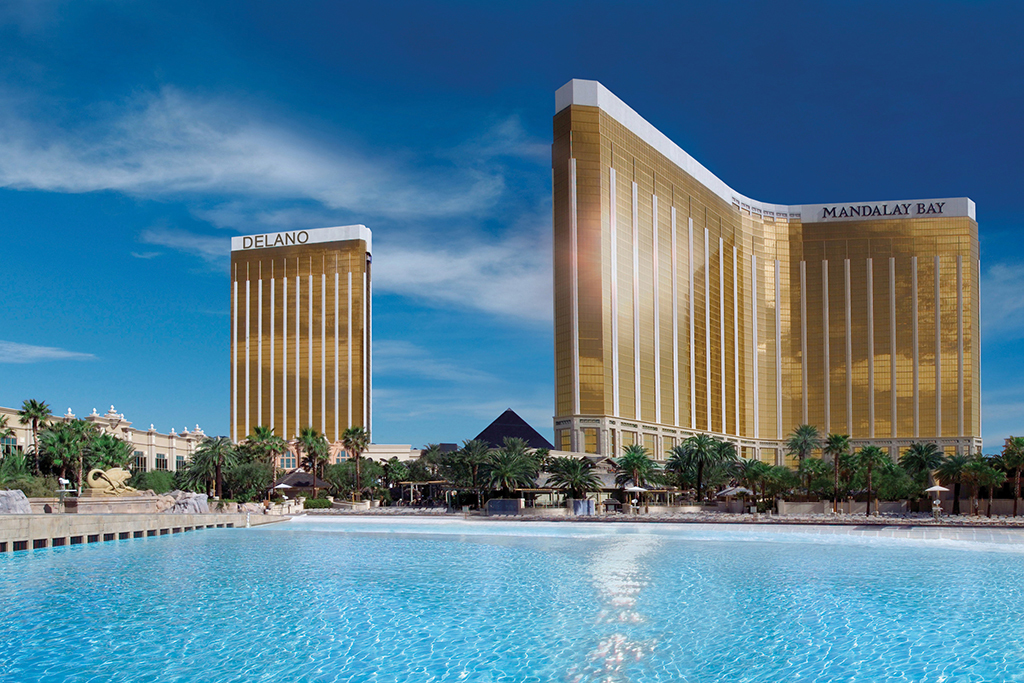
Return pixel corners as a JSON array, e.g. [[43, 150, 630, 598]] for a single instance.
[[2, 518, 1023, 682]]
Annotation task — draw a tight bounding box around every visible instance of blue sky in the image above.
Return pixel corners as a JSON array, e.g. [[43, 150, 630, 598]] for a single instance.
[[0, 0, 1022, 451]]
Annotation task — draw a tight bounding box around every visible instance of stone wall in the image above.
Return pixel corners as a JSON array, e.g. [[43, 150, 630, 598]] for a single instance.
[[0, 513, 286, 553]]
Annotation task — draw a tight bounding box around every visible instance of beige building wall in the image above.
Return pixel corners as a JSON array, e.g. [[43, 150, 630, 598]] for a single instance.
[[230, 226, 372, 444], [552, 80, 981, 464], [0, 405, 204, 473]]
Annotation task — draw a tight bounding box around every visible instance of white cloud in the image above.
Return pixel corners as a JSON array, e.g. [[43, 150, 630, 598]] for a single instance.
[[374, 226, 553, 324], [982, 262, 1024, 340], [373, 340, 495, 383], [130, 251, 161, 259], [0, 87, 515, 218], [0, 340, 95, 363], [139, 227, 228, 265]]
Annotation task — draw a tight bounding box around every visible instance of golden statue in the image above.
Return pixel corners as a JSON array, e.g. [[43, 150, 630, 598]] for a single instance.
[[84, 467, 137, 496]]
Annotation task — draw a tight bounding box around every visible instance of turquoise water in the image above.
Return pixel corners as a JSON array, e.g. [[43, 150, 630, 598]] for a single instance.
[[2, 519, 1024, 682]]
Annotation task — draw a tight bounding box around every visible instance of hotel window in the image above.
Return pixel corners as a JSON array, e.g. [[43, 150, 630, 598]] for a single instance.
[[176, 455, 185, 471], [1, 437, 20, 457], [132, 451, 146, 472], [155, 454, 168, 471]]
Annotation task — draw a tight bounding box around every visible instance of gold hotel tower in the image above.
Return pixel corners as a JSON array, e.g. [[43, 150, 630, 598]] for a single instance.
[[552, 80, 980, 464], [230, 226, 371, 444]]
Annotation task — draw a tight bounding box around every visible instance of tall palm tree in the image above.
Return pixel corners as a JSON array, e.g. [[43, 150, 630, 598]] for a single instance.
[[786, 424, 821, 467], [737, 458, 770, 503], [961, 457, 990, 517], [545, 456, 602, 500], [246, 425, 288, 467], [1001, 436, 1024, 516], [937, 454, 969, 515], [668, 435, 719, 501], [460, 439, 492, 508], [37, 423, 77, 481], [983, 464, 1007, 518], [482, 449, 535, 497], [186, 436, 237, 498], [298, 427, 330, 498], [900, 442, 943, 487], [823, 433, 851, 512], [341, 426, 370, 499], [856, 445, 888, 516], [86, 432, 135, 471], [615, 444, 661, 490], [798, 457, 831, 499], [18, 399, 52, 475]]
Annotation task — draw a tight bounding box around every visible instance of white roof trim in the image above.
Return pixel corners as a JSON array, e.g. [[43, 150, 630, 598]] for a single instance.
[[555, 79, 974, 223], [231, 225, 371, 253]]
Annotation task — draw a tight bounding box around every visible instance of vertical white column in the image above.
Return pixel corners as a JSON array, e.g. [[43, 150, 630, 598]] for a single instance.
[[912, 256, 919, 438], [890, 258, 897, 438], [653, 194, 661, 425], [957, 255, 964, 436], [308, 273, 313, 432], [705, 228, 711, 432], [569, 158, 580, 418], [845, 259, 852, 435], [866, 259, 874, 438], [776, 259, 782, 440], [334, 271, 339, 441], [751, 254, 759, 439], [800, 261, 808, 425], [720, 239, 726, 434], [257, 271, 263, 428], [632, 182, 641, 422], [283, 271, 288, 438], [245, 270, 250, 439], [232, 272, 237, 444], [671, 206, 678, 426], [822, 260, 830, 433], [348, 271, 353, 428], [321, 271, 327, 436], [733, 246, 739, 437], [688, 218, 695, 429], [295, 269, 300, 438], [270, 273, 275, 435], [935, 255, 942, 437], [610, 168, 620, 418]]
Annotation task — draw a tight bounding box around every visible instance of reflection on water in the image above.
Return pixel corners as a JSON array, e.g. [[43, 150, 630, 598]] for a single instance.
[[567, 534, 661, 683]]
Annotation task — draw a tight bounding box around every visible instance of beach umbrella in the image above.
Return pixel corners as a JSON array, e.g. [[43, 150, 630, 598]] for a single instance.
[[625, 485, 648, 492], [274, 483, 293, 489], [924, 485, 949, 493]]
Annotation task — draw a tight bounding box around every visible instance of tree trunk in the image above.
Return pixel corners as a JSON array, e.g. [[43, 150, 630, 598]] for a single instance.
[[32, 420, 40, 476], [833, 459, 840, 514], [215, 455, 223, 499], [866, 466, 873, 517], [355, 456, 362, 501], [952, 483, 961, 515], [696, 463, 704, 502], [988, 485, 994, 518], [1015, 469, 1021, 517]]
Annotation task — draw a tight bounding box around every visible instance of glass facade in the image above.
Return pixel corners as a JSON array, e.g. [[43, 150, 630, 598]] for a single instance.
[[552, 80, 981, 463], [230, 227, 371, 444]]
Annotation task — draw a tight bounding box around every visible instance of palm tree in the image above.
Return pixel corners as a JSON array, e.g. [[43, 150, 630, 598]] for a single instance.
[[246, 425, 289, 467], [18, 399, 52, 475], [786, 424, 821, 467], [1001, 436, 1024, 516], [86, 432, 135, 471], [983, 465, 1007, 518], [798, 457, 831, 499], [341, 426, 370, 499], [36, 423, 77, 480], [856, 445, 888, 516], [737, 458, 770, 504], [482, 449, 536, 497], [961, 457, 989, 517], [667, 435, 719, 501], [191, 436, 238, 499], [615, 444, 662, 490], [937, 454, 969, 515], [545, 456, 602, 500], [298, 427, 330, 498], [900, 442, 943, 488], [823, 433, 851, 512], [460, 439, 492, 508]]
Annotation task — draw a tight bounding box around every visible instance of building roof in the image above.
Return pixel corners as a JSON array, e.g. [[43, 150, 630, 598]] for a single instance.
[[473, 409, 554, 451]]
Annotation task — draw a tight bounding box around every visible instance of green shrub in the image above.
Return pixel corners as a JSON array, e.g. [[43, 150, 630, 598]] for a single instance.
[[129, 470, 176, 494], [6, 475, 58, 498], [304, 498, 332, 509]]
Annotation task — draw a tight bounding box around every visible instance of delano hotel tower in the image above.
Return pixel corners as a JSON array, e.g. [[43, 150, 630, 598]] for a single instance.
[[552, 80, 980, 464], [230, 226, 371, 444]]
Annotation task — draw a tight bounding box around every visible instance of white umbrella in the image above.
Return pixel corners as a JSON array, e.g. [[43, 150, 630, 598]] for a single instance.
[[717, 486, 754, 497], [625, 485, 648, 492], [274, 483, 293, 490], [924, 485, 949, 493]]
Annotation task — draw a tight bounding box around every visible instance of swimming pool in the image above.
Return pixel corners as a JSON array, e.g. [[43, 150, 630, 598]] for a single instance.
[[1, 518, 1023, 682]]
